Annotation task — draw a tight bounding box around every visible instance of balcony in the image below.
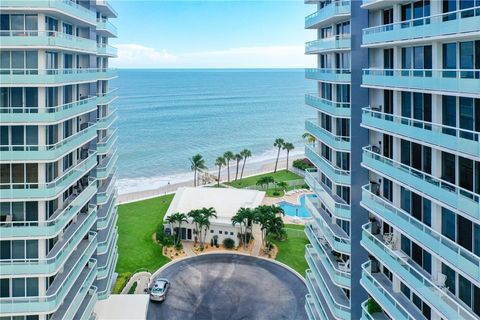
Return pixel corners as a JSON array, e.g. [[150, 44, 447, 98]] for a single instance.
[[361, 300, 390, 320], [360, 261, 424, 320], [363, 7, 480, 47], [306, 68, 351, 83], [361, 184, 480, 282], [96, 152, 118, 180], [0, 0, 96, 25], [0, 152, 97, 200], [362, 69, 480, 96], [306, 220, 350, 255], [306, 267, 350, 320], [0, 211, 96, 276], [96, 18, 118, 37], [97, 88, 118, 105], [305, 294, 325, 320], [96, 0, 118, 18], [97, 241, 117, 279], [97, 192, 117, 229], [361, 223, 478, 320], [361, 107, 480, 158], [305, 94, 351, 118], [0, 96, 98, 124], [51, 274, 96, 320], [306, 119, 350, 151], [304, 170, 350, 220], [361, 0, 410, 10], [97, 174, 116, 205], [362, 146, 479, 221], [98, 216, 118, 254], [306, 242, 351, 288], [305, 1, 351, 29], [97, 108, 118, 130], [97, 43, 118, 57], [0, 123, 97, 162], [305, 35, 350, 54], [0, 68, 117, 86], [0, 30, 96, 53], [305, 144, 351, 185], [0, 183, 96, 239], [72, 286, 97, 320], [97, 129, 118, 155], [96, 247, 117, 299]]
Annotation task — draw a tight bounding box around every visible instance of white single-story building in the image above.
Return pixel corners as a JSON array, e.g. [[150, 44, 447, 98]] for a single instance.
[[163, 187, 265, 246]]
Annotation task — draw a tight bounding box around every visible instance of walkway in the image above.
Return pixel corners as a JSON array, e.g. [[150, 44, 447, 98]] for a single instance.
[[122, 271, 151, 294], [251, 224, 263, 256]]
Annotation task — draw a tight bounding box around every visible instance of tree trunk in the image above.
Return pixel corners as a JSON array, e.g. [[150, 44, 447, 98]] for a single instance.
[[286, 151, 290, 171], [274, 147, 280, 172], [240, 158, 247, 181], [193, 169, 197, 187], [227, 160, 230, 182], [177, 222, 181, 245], [235, 160, 240, 180], [217, 165, 221, 186]]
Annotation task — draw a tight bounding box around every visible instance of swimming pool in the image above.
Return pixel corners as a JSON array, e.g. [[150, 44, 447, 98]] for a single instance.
[[278, 194, 316, 218]]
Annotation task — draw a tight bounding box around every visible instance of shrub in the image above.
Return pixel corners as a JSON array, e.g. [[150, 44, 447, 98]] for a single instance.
[[174, 242, 183, 251], [113, 272, 132, 294], [155, 223, 164, 243], [367, 298, 382, 314], [128, 281, 138, 294], [162, 235, 175, 247], [272, 191, 281, 196], [223, 238, 235, 249], [293, 159, 314, 171]]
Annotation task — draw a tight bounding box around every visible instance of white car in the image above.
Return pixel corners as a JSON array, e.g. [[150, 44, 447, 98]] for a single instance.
[[149, 278, 170, 302]]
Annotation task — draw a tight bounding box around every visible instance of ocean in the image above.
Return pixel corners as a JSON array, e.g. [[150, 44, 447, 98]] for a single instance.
[[112, 69, 315, 194]]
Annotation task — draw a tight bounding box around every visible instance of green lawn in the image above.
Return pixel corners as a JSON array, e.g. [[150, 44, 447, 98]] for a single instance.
[[116, 194, 174, 274], [271, 224, 309, 276], [227, 170, 302, 189]]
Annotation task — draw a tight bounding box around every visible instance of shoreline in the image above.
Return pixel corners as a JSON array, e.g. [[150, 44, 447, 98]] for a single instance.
[[117, 153, 305, 204]]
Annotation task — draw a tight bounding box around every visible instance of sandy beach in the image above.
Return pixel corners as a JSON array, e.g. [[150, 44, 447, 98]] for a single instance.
[[117, 153, 304, 204]]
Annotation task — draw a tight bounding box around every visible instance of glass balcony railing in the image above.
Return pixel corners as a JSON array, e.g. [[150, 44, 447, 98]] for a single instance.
[[0, 96, 97, 124], [362, 68, 480, 95], [306, 219, 350, 254], [305, 35, 351, 54], [0, 183, 96, 238], [0, 1, 96, 25], [305, 144, 351, 185], [305, 119, 351, 151], [361, 223, 478, 320], [97, 43, 118, 56], [363, 6, 480, 45], [97, 129, 118, 155], [305, 94, 351, 117], [96, 18, 118, 37], [97, 192, 117, 230], [96, 0, 118, 17], [0, 30, 97, 52], [0, 152, 97, 200], [97, 174, 116, 205], [96, 152, 118, 180], [361, 184, 480, 282], [97, 108, 118, 130], [306, 68, 351, 83], [0, 68, 117, 85], [362, 146, 479, 221], [305, 1, 351, 29], [362, 107, 479, 158], [360, 300, 390, 320], [97, 88, 118, 105], [306, 241, 351, 288], [304, 170, 351, 219]]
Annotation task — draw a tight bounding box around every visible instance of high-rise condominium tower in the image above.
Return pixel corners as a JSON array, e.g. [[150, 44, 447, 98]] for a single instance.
[[0, 1, 119, 319], [304, 1, 480, 320]]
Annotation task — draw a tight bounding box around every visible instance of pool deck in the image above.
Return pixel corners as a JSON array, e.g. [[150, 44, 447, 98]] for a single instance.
[[262, 190, 314, 225]]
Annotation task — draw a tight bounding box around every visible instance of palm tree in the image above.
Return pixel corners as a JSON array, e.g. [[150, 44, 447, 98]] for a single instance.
[[232, 208, 254, 248], [188, 209, 203, 244], [277, 181, 288, 193], [282, 142, 295, 171], [231, 210, 246, 247], [256, 176, 274, 190], [234, 153, 243, 181], [167, 212, 188, 245], [190, 154, 207, 187], [215, 156, 226, 187], [223, 151, 234, 182], [273, 138, 285, 173], [239, 149, 252, 182], [200, 207, 217, 246], [302, 132, 316, 144]]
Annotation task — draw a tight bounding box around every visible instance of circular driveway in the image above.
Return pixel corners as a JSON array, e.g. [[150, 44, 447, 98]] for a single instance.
[[146, 253, 308, 320]]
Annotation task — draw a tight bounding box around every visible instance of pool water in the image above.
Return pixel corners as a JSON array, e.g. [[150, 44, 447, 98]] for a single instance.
[[278, 194, 316, 218]]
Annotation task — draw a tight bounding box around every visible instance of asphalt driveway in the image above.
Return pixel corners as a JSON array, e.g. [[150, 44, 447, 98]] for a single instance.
[[146, 253, 308, 320]]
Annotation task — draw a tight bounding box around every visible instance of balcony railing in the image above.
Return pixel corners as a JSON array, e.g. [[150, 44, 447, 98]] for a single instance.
[[306, 219, 350, 254], [305, 144, 351, 185], [362, 146, 479, 220], [0, 68, 117, 85], [362, 68, 480, 95], [96, 18, 118, 37], [97, 108, 118, 130], [306, 68, 351, 82], [305, 1, 351, 29], [305, 35, 351, 54], [362, 223, 479, 320], [97, 43, 118, 56], [362, 107, 480, 158], [363, 6, 480, 45], [361, 184, 480, 282], [305, 119, 350, 151], [305, 94, 350, 117]]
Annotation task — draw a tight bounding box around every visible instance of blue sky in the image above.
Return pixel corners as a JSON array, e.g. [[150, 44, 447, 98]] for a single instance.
[[110, 1, 316, 68]]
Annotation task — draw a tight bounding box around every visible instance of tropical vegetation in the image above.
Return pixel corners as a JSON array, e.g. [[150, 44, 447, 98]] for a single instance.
[[231, 207, 255, 248], [190, 153, 207, 187], [270, 224, 310, 275], [239, 149, 252, 181], [215, 156, 226, 187], [282, 142, 295, 171], [273, 138, 285, 173], [223, 151, 234, 182], [234, 153, 243, 181]]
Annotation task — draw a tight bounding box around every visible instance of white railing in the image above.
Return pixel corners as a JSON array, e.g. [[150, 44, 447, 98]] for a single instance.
[[363, 68, 480, 80], [305, 94, 350, 109], [306, 118, 351, 142], [0, 68, 116, 76], [0, 96, 96, 115]]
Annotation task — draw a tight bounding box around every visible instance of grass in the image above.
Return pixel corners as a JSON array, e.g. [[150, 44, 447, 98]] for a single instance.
[[270, 224, 309, 276], [116, 194, 174, 274], [227, 170, 302, 189]]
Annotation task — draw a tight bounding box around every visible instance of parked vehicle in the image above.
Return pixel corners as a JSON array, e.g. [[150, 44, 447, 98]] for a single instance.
[[149, 278, 170, 302]]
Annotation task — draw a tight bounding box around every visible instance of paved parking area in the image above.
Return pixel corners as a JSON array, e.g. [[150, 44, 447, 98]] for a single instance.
[[146, 254, 308, 320]]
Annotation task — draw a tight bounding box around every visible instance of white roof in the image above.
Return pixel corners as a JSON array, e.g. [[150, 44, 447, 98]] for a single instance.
[[95, 294, 149, 319], [165, 187, 265, 224]]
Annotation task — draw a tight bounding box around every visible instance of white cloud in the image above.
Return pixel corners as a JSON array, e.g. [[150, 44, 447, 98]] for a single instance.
[[111, 43, 315, 68]]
